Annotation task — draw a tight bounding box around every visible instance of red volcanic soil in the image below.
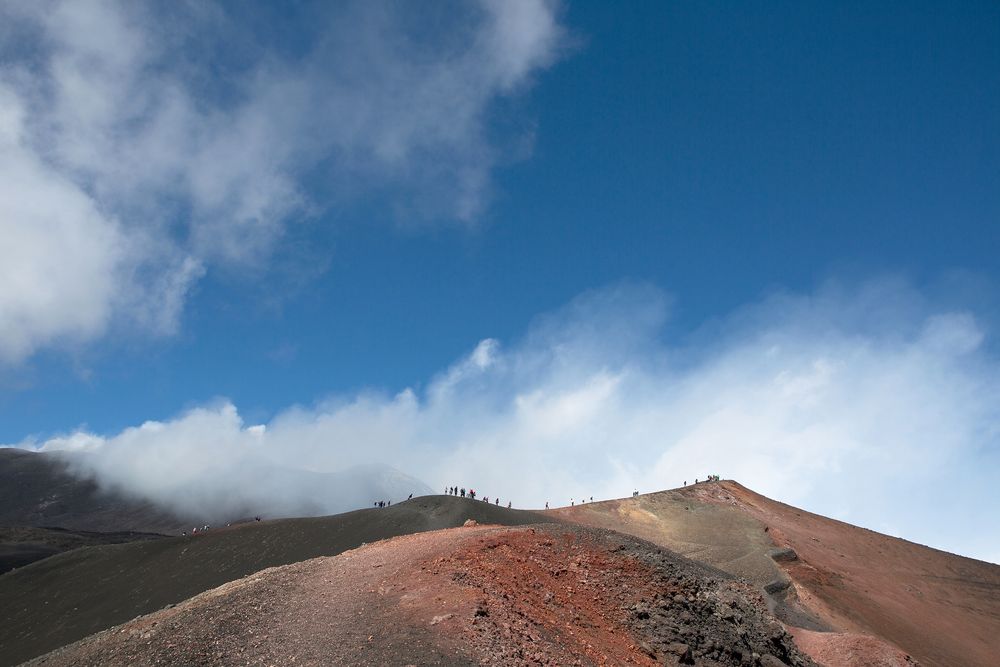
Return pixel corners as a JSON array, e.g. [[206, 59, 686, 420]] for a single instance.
[[555, 482, 1000, 667], [786, 629, 916, 667], [28, 523, 814, 667], [687, 481, 1000, 667]]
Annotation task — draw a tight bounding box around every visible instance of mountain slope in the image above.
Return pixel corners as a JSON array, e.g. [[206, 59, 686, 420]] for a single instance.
[[0, 526, 164, 575], [0, 447, 436, 532], [0, 448, 188, 534], [550, 480, 1000, 667], [26, 523, 815, 667], [0, 495, 546, 666]]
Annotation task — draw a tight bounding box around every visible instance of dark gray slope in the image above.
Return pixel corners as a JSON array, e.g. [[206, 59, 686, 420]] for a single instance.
[[0, 448, 188, 534], [0, 495, 550, 666]]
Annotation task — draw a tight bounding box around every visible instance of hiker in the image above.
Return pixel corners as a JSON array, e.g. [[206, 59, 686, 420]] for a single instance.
[[684, 481, 686, 486], [495, 497, 500, 505], [484, 496, 489, 503], [590, 496, 593, 502], [387, 500, 391, 506], [571, 499, 574, 506], [408, 493, 412, 499], [507, 501, 511, 508]]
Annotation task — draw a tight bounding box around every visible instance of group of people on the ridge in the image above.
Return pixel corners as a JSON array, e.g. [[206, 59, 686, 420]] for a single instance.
[[446, 486, 512, 509], [182, 515, 264, 537], [684, 474, 722, 485], [186, 475, 730, 536], [437, 477, 725, 512], [183, 523, 213, 536], [372, 493, 415, 509]]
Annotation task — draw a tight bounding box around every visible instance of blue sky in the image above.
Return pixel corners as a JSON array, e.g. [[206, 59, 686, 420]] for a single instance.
[[1, 2, 998, 560]]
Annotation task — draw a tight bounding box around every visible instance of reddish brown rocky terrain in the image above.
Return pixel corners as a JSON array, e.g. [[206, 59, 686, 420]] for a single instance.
[[27, 523, 814, 667], [550, 481, 1000, 667], [9, 485, 999, 666]]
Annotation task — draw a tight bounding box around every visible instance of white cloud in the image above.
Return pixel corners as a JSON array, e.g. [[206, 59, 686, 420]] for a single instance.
[[0, 0, 567, 362], [17, 279, 1000, 562], [0, 85, 125, 362]]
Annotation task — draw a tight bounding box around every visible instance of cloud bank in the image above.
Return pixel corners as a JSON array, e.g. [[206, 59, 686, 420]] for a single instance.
[[0, 0, 566, 362], [18, 280, 1000, 563]]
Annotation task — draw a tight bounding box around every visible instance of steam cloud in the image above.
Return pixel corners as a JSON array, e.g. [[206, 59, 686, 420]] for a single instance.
[[16, 280, 1000, 563]]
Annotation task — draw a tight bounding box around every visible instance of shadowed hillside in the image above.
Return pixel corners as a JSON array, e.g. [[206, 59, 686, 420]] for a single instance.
[[0, 526, 164, 575], [0, 448, 437, 533], [0, 495, 548, 666], [0, 448, 189, 534]]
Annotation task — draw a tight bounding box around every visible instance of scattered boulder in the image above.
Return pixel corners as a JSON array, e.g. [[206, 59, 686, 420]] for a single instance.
[[769, 547, 798, 562], [764, 578, 791, 594]]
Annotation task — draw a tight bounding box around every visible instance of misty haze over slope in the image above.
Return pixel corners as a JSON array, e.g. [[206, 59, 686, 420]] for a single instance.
[[0, 447, 431, 527], [9, 278, 999, 562]]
